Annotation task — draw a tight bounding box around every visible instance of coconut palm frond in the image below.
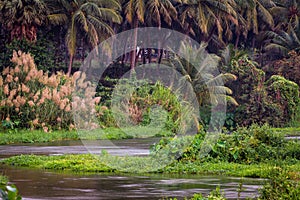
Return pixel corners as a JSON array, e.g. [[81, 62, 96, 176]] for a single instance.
[[170, 42, 237, 107], [264, 43, 289, 56], [48, 14, 68, 25]]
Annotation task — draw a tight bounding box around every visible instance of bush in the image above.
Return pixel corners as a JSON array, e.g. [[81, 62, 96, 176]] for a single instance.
[[0, 51, 74, 131], [227, 55, 300, 127], [0, 38, 65, 73], [259, 169, 300, 200], [264, 50, 300, 90], [100, 75, 197, 133], [0, 176, 22, 200], [0, 51, 101, 131], [152, 124, 300, 164], [265, 75, 300, 126]]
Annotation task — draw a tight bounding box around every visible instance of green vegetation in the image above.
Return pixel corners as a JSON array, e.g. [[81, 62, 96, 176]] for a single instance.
[[1, 154, 113, 173], [0, 129, 78, 145], [2, 124, 300, 199], [271, 127, 300, 136], [162, 186, 226, 200], [79, 126, 172, 140], [151, 124, 300, 164], [2, 154, 300, 179], [0, 175, 21, 200], [258, 169, 300, 200], [0, 126, 173, 145], [0, 0, 300, 199]]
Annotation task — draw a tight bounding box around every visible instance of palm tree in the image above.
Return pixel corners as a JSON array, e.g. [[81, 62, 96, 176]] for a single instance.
[[144, 0, 178, 63], [122, 0, 145, 70], [145, 0, 178, 28], [170, 42, 238, 107], [261, 28, 300, 60], [122, 0, 180, 68], [178, 0, 238, 46], [0, 0, 48, 42], [271, 0, 300, 32], [45, 0, 122, 75], [234, 0, 275, 48]]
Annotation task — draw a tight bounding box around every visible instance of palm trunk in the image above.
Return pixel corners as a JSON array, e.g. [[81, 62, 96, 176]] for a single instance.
[[142, 49, 146, 64], [235, 33, 240, 49], [67, 55, 73, 76], [157, 38, 161, 63], [147, 31, 151, 63], [158, 49, 163, 64], [147, 48, 152, 63], [130, 18, 139, 70], [81, 38, 85, 61]]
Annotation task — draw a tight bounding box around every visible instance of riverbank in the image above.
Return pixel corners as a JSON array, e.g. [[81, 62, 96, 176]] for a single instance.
[[3, 154, 300, 199], [2, 124, 300, 177], [0, 127, 173, 145], [1, 125, 300, 199], [2, 154, 300, 180], [0, 125, 298, 145]]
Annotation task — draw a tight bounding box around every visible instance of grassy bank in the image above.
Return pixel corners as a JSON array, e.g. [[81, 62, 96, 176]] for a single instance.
[[0, 126, 172, 145], [0, 124, 298, 145], [2, 124, 300, 200], [2, 154, 300, 180], [0, 129, 79, 145], [2, 154, 300, 200]]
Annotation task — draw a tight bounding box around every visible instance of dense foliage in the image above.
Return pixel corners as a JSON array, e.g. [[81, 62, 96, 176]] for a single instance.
[[0, 51, 74, 131], [226, 55, 300, 127], [0, 51, 106, 131], [259, 169, 300, 200], [151, 124, 300, 164], [0, 0, 299, 130], [1, 1, 300, 200]]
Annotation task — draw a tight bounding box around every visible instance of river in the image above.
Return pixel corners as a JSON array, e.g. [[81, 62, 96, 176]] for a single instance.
[[0, 139, 265, 199]]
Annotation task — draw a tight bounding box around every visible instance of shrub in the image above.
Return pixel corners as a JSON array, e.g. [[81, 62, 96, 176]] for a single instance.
[[259, 169, 300, 200], [227, 55, 300, 127], [102, 75, 197, 133], [0, 51, 101, 131], [152, 124, 300, 164], [264, 50, 300, 90], [207, 124, 295, 163], [265, 75, 300, 125], [0, 38, 65, 73], [0, 51, 74, 131], [0, 176, 22, 200]]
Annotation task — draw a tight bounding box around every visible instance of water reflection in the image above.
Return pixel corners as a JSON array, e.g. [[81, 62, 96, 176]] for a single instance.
[[0, 166, 264, 200]]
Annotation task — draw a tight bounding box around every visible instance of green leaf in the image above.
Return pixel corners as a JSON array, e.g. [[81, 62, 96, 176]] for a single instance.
[[217, 141, 226, 148]]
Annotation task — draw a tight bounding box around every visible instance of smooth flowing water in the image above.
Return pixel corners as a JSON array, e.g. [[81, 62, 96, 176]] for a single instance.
[[0, 139, 265, 199], [0, 138, 158, 158], [1, 166, 264, 200]]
